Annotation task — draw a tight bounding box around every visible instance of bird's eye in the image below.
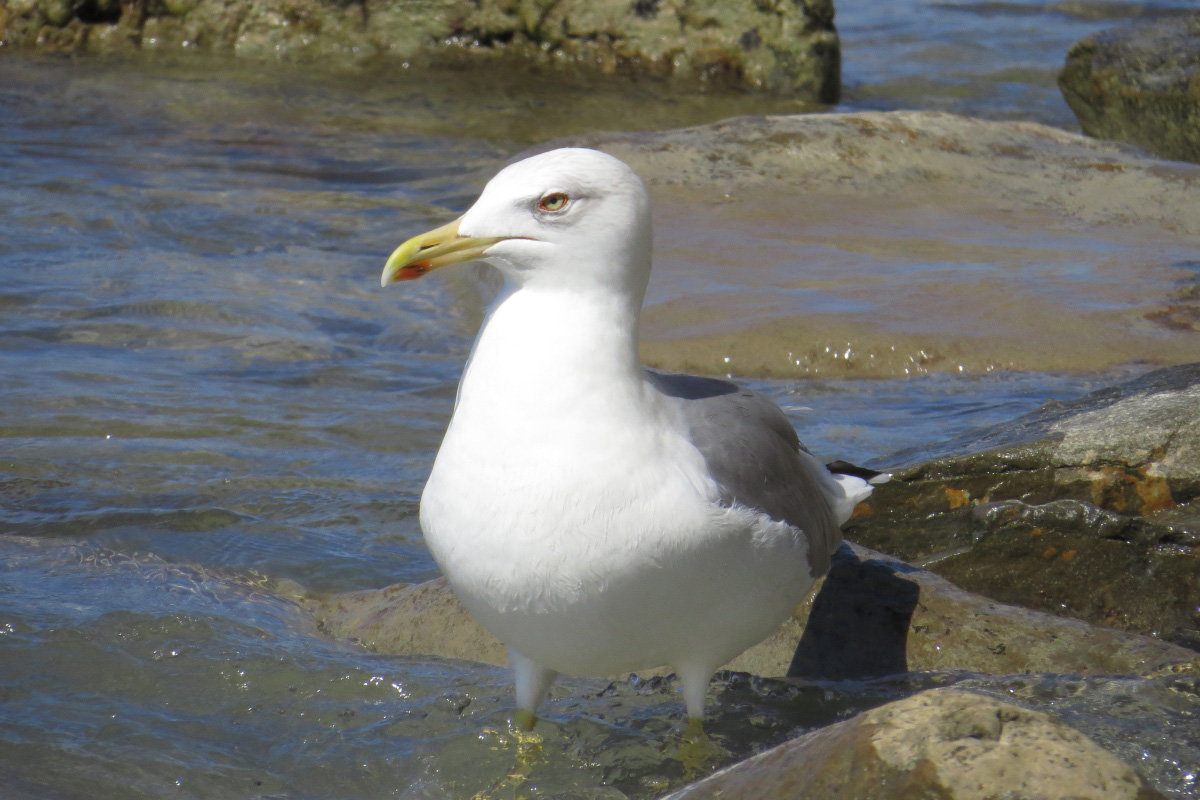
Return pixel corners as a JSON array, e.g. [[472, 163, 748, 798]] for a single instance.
[[538, 193, 569, 213]]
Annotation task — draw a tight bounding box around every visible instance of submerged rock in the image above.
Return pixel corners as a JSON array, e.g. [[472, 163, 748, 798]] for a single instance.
[[665, 688, 1166, 800], [850, 362, 1200, 650], [0, 0, 840, 98], [311, 575, 509, 668], [1059, 13, 1200, 164]]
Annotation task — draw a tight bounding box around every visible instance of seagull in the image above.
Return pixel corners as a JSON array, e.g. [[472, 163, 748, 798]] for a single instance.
[[380, 148, 875, 724]]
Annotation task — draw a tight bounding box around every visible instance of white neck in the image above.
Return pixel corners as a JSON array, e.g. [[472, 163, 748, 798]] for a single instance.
[[455, 283, 645, 420]]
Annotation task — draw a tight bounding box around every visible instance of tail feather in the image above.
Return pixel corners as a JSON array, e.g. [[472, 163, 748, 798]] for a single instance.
[[824, 460, 889, 525]]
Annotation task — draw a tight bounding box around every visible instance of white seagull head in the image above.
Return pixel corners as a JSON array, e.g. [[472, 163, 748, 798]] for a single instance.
[[381, 148, 653, 300]]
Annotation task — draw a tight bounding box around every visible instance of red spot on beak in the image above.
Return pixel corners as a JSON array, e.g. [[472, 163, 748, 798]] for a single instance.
[[394, 262, 431, 280]]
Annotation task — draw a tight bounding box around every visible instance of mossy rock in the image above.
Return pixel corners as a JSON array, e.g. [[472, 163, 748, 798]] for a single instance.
[[1059, 13, 1200, 164], [0, 0, 841, 100], [849, 363, 1200, 649]]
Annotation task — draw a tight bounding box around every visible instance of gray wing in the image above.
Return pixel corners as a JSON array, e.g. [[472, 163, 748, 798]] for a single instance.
[[645, 369, 843, 577]]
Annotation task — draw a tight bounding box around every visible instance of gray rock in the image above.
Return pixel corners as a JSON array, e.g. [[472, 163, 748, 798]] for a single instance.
[[1059, 13, 1200, 164], [0, 0, 841, 99], [664, 688, 1165, 800], [850, 363, 1200, 649]]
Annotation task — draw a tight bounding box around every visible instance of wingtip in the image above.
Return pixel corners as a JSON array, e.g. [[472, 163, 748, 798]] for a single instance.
[[826, 460, 890, 484]]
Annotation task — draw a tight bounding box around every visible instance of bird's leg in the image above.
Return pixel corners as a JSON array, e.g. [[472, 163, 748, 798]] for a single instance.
[[675, 664, 725, 775], [509, 648, 558, 730], [676, 717, 724, 777], [678, 663, 713, 722], [472, 650, 556, 800], [513, 708, 539, 732], [472, 723, 546, 800]]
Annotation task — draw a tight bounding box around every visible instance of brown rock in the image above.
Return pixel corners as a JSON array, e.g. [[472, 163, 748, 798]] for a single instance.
[[548, 112, 1200, 380], [305, 542, 1195, 679], [311, 576, 509, 667], [664, 688, 1165, 800], [739, 544, 1195, 679], [848, 363, 1200, 649]]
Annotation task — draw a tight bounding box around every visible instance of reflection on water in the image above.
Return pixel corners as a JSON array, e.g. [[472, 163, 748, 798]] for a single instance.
[[2, 1, 1198, 796]]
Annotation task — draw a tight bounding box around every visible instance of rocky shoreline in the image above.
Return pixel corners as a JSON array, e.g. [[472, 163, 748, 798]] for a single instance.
[[5, 0, 1198, 162], [5, 4, 1199, 795], [0, 0, 839, 98]]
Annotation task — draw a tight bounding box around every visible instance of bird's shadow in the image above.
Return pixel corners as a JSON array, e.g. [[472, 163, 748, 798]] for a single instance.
[[787, 543, 921, 680]]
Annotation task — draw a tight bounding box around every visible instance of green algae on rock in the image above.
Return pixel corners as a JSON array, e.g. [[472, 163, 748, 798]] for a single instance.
[[1059, 12, 1200, 165], [850, 363, 1200, 650], [0, 0, 841, 99]]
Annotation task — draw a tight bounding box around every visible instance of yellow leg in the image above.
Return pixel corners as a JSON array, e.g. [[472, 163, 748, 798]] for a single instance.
[[677, 716, 723, 778], [470, 718, 546, 800], [513, 708, 538, 732]]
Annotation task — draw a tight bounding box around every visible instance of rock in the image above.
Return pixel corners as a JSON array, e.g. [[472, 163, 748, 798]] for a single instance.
[[773, 544, 1195, 679], [550, 111, 1200, 379], [433, 0, 840, 98], [566, 111, 1200, 238], [305, 542, 1196, 680], [663, 688, 1166, 800], [1059, 13, 1200, 164], [849, 363, 1200, 650], [0, 0, 841, 99], [310, 576, 510, 667]]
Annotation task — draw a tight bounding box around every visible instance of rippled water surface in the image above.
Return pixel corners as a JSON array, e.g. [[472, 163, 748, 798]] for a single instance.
[[2, 1, 1198, 797]]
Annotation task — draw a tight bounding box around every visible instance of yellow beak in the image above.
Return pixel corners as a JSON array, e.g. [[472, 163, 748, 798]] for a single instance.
[[380, 218, 505, 287]]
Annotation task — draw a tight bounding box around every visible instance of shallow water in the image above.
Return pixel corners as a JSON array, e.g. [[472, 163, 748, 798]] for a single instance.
[[2, 1, 1199, 797], [645, 187, 1200, 378]]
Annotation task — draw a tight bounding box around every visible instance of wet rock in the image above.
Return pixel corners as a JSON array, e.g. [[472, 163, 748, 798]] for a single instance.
[[553, 111, 1200, 379], [701, 666, 1200, 800], [305, 542, 1195, 680], [567, 111, 1200, 238], [743, 543, 1195, 679], [664, 688, 1166, 800], [311, 576, 510, 667], [849, 362, 1200, 649], [1059, 13, 1200, 164], [0, 0, 841, 99]]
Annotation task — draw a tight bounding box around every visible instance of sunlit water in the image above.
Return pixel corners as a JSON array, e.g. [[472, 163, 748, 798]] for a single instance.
[[2, 1, 1198, 797]]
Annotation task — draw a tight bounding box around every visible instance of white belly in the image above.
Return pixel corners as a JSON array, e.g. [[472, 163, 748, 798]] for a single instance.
[[419, 416, 814, 676]]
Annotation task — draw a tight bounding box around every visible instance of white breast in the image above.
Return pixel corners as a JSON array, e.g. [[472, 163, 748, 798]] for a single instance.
[[416, 286, 816, 676]]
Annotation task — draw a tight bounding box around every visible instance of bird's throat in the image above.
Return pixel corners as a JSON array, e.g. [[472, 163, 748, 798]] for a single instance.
[[454, 286, 646, 428]]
